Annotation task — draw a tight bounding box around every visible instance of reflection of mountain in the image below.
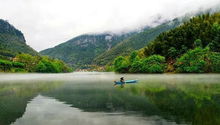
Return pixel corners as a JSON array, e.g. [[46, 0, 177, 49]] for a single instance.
[[127, 82, 220, 125], [0, 92, 31, 125], [0, 74, 220, 125], [0, 82, 61, 125], [43, 81, 220, 125], [43, 83, 158, 114], [12, 95, 175, 125]]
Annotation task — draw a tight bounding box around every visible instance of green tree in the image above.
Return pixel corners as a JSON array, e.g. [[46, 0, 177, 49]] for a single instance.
[[15, 54, 40, 72], [129, 60, 143, 73], [194, 39, 202, 48], [12, 62, 24, 68], [168, 47, 178, 59], [113, 56, 130, 73], [35, 57, 58, 73], [209, 52, 220, 72], [143, 13, 220, 59], [129, 51, 139, 64], [209, 23, 220, 52], [0, 59, 12, 71], [175, 47, 220, 73], [175, 48, 208, 73], [35, 61, 47, 72], [142, 55, 166, 73]]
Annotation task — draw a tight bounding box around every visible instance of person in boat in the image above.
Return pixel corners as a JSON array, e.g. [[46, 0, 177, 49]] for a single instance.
[[120, 77, 125, 87], [114, 77, 125, 87], [120, 77, 125, 83]]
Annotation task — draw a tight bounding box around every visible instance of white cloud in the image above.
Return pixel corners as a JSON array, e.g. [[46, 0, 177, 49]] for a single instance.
[[0, 0, 219, 51]]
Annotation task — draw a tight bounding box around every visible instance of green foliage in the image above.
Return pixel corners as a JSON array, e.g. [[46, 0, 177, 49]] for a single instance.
[[33, 56, 72, 73], [35, 57, 58, 73], [113, 56, 130, 73], [0, 53, 72, 73], [142, 55, 166, 73], [143, 13, 220, 59], [12, 62, 24, 68], [209, 52, 220, 72], [114, 54, 166, 73], [0, 59, 12, 71], [175, 47, 220, 73], [209, 23, 220, 52], [12, 68, 26, 72], [0, 59, 26, 72], [129, 60, 143, 73], [35, 61, 47, 72], [194, 39, 202, 48], [168, 47, 178, 58], [112, 13, 220, 73], [15, 53, 40, 72], [129, 51, 140, 64], [105, 65, 114, 72]]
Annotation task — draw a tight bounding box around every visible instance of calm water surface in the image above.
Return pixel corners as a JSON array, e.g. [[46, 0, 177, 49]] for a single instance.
[[0, 72, 220, 125]]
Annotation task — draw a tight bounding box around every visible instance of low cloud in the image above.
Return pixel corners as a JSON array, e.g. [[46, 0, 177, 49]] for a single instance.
[[0, 0, 220, 51]]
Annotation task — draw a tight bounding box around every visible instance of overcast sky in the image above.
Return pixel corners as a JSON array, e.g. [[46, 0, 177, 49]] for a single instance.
[[0, 0, 220, 51]]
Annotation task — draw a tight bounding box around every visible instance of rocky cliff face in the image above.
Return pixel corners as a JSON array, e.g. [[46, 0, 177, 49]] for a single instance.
[[0, 19, 25, 42], [0, 19, 38, 57]]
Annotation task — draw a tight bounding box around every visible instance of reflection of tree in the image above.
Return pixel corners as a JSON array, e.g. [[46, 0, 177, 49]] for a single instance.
[[43, 83, 159, 115], [126, 82, 220, 125], [43, 82, 220, 125], [0, 81, 62, 125]]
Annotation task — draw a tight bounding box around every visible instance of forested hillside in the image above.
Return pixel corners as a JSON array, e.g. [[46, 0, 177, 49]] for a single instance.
[[112, 13, 220, 73], [93, 19, 181, 65], [40, 33, 135, 68], [0, 19, 38, 58], [0, 19, 72, 73], [142, 13, 220, 59]]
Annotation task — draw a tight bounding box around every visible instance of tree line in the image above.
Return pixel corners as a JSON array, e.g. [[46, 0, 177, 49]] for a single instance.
[[111, 13, 220, 73], [0, 53, 72, 73]]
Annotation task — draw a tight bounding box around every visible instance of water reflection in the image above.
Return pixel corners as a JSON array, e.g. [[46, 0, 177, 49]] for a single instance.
[[12, 95, 179, 125], [0, 73, 219, 125], [0, 81, 62, 125]]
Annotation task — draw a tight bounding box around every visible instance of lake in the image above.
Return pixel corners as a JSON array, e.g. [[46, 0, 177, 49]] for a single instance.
[[0, 72, 220, 125]]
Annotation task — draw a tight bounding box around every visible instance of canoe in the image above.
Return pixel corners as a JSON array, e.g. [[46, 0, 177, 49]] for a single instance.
[[114, 80, 138, 85]]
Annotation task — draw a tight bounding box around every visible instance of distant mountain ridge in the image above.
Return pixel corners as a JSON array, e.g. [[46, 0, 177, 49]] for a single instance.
[[93, 19, 182, 65], [40, 6, 220, 69], [93, 8, 220, 66], [40, 19, 183, 68], [0, 19, 38, 57], [40, 32, 136, 68]]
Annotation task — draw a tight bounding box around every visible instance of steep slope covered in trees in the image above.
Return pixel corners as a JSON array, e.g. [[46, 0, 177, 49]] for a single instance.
[[0, 19, 72, 73], [93, 19, 181, 65], [142, 13, 220, 59], [112, 13, 220, 73], [0, 19, 38, 58], [40, 33, 135, 68]]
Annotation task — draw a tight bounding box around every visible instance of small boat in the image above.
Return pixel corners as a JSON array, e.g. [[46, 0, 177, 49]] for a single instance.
[[114, 80, 138, 85]]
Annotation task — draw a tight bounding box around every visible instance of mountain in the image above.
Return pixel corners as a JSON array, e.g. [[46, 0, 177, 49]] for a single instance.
[[40, 33, 135, 68], [111, 13, 220, 73], [40, 19, 181, 68], [0, 19, 38, 58], [93, 19, 181, 65], [41, 7, 220, 69], [142, 13, 220, 59]]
